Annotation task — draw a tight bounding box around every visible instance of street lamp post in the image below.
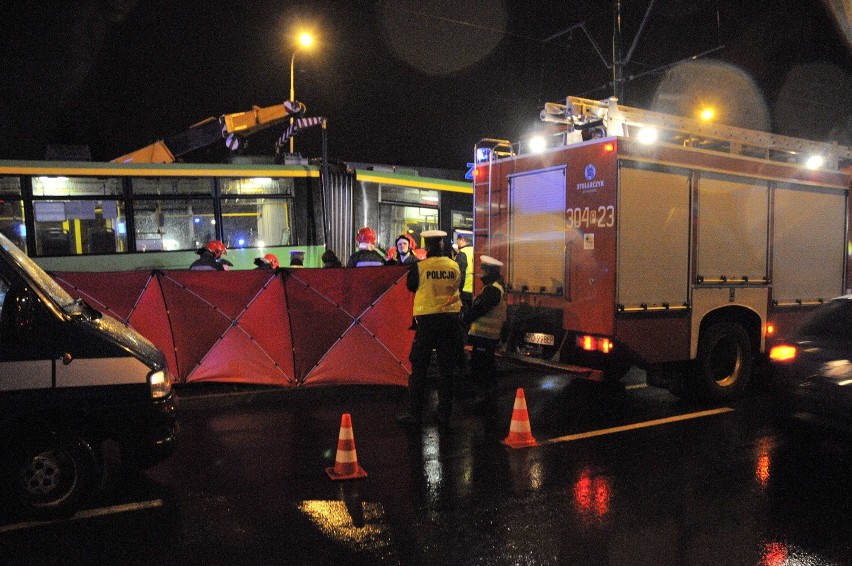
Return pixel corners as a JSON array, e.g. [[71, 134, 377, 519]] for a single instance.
[[288, 32, 314, 155]]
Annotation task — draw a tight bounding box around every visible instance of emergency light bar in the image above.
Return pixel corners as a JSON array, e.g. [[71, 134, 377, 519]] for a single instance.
[[577, 335, 614, 354]]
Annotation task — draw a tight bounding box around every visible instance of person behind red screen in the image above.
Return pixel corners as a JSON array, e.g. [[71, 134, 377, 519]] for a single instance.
[[347, 227, 386, 267], [190, 240, 228, 271]]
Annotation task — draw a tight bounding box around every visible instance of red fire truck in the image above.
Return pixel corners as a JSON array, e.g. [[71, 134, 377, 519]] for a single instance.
[[473, 96, 852, 401]]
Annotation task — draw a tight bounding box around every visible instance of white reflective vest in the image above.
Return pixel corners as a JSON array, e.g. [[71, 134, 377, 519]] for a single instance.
[[469, 281, 506, 340]]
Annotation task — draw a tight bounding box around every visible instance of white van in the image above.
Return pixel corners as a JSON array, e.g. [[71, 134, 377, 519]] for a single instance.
[[0, 232, 177, 517]]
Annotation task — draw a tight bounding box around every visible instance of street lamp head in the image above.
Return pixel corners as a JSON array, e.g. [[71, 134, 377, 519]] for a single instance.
[[298, 32, 314, 49]]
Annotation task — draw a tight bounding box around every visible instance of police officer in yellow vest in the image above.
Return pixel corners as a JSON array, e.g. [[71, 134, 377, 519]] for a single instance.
[[397, 229, 463, 429], [462, 255, 507, 415], [455, 233, 474, 320]]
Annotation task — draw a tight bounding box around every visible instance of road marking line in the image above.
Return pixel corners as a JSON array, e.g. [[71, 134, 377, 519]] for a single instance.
[[625, 383, 647, 390], [0, 499, 164, 533], [541, 407, 734, 444]]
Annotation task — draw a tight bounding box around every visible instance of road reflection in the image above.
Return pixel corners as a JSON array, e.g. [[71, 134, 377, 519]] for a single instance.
[[754, 436, 774, 490], [572, 467, 613, 527]]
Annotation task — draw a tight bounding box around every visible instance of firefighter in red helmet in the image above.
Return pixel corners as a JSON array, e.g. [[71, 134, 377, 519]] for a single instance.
[[190, 240, 229, 271], [357, 226, 375, 243], [386, 233, 419, 265], [253, 253, 279, 270], [346, 226, 386, 267]]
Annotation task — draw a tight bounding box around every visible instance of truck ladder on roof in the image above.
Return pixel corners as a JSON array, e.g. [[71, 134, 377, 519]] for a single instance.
[[540, 96, 852, 171]]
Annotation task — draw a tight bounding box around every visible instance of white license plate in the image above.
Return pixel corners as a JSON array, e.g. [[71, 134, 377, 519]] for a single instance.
[[524, 332, 555, 346]]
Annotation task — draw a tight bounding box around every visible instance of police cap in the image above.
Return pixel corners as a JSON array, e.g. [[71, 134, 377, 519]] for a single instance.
[[421, 229, 447, 238]]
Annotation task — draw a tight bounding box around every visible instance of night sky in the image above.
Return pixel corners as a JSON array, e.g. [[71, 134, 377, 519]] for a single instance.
[[0, 0, 850, 172]]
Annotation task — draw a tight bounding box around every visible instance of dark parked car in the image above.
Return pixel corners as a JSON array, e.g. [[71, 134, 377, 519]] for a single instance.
[[769, 295, 852, 433]]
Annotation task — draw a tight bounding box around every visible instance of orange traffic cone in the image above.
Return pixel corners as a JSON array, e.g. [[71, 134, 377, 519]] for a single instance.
[[326, 413, 368, 480], [501, 388, 538, 448]]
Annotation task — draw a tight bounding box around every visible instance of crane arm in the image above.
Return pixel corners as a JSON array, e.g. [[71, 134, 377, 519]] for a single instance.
[[112, 100, 306, 163]]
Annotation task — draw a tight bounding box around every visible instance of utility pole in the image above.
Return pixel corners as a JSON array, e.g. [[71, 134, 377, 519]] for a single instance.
[[612, 0, 625, 102], [546, 0, 722, 104]]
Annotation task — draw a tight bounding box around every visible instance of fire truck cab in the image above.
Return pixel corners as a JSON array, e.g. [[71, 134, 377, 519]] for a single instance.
[[474, 96, 852, 401]]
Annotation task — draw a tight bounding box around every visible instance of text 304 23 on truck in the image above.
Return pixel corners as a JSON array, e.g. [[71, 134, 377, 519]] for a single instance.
[[473, 96, 852, 402]]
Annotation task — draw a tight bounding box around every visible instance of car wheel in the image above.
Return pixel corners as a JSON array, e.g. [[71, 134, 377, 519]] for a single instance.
[[11, 435, 98, 518], [692, 321, 752, 402]]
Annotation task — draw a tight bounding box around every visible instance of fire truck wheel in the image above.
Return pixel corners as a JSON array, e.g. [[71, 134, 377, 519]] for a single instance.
[[693, 321, 752, 401]]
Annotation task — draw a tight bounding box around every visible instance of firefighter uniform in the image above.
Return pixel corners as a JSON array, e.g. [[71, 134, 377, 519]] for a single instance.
[[347, 226, 386, 267], [190, 251, 224, 271], [399, 230, 462, 428], [347, 248, 386, 267]]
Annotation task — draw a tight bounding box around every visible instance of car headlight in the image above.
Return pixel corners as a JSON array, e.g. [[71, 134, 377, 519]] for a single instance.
[[149, 369, 172, 399]]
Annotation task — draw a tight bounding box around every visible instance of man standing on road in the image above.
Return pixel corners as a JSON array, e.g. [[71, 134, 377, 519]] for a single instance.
[[462, 255, 506, 423], [397, 230, 462, 429], [453, 233, 474, 392], [455, 233, 474, 320]]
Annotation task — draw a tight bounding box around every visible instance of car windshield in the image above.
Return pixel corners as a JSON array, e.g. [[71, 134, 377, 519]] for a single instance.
[[0, 232, 76, 308], [797, 298, 852, 339]]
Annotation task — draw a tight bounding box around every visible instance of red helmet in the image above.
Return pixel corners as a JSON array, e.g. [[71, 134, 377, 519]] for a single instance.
[[205, 240, 227, 259], [356, 226, 376, 244], [263, 253, 279, 269]]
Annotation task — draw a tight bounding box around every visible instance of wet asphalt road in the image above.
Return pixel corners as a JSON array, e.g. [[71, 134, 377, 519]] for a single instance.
[[2, 361, 851, 565]]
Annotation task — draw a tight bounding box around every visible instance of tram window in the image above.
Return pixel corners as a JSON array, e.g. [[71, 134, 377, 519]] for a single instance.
[[130, 177, 212, 196], [134, 199, 214, 252], [32, 199, 127, 256], [379, 186, 440, 206], [220, 198, 294, 248], [379, 204, 438, 251], [32, 177, 122, 197], [220, 177, 294, 196], [451, 210, 473, 231], [0, 176, 21, 196], [0, 200, 26, 254]]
